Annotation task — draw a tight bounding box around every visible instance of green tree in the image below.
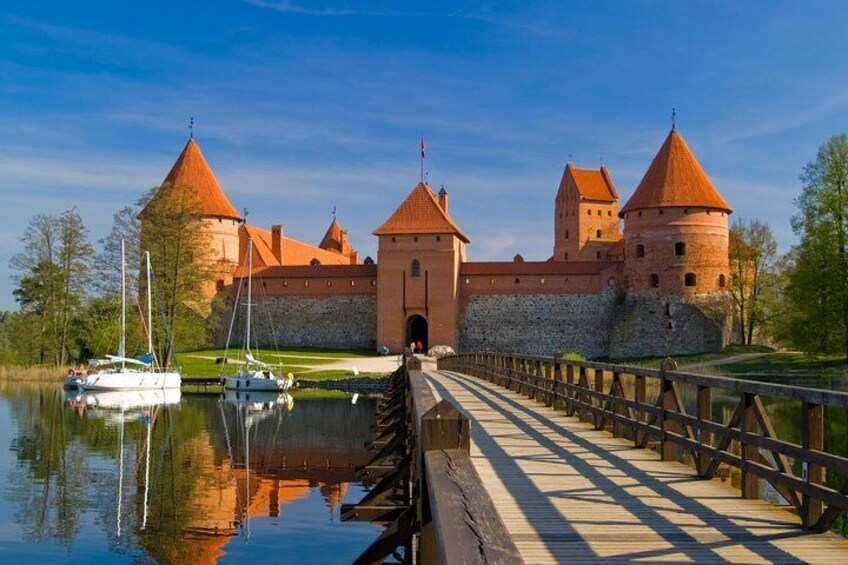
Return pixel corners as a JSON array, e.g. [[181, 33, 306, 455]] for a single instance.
[[729, 217, 778, 344], [139, 183, 213, 367], [10, 210, 94, 366], [783, 135, 848, 358]]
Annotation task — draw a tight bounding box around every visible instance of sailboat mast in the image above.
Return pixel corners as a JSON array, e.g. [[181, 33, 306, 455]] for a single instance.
[[246, 239, 253, 356], [146, 251, 153, 360], [121, 239, 126, 370]]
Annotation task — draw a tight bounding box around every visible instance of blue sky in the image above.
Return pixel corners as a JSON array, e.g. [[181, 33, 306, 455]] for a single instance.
[[2, 1, 848, 309]]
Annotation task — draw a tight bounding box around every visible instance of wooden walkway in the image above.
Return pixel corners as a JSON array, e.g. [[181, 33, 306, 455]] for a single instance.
[[424, 365, 848, 564]]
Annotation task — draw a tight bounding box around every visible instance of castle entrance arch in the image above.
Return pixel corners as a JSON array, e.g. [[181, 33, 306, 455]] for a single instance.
[[405, 315, 428, 353]]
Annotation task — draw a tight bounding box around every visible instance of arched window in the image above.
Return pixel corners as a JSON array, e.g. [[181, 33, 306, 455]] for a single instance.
[[587, 209, 591, 215], [364, 256, 374, 265], [675, 242, 686, 256], [310, 258, 321, 266], [596, 229, 602, 238], [649, 274, 659, 288], [565, 229, 569, 239], [718, 274, 726, 288], [685, 273, 697, 287], [597, 210, 601, 216], [411, 259, 421, 277], [636, 244, 645, 258]]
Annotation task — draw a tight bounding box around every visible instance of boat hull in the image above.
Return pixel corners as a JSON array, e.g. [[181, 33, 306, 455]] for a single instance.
[[80, 370, 181, 391], [223, 373, 292, 392]]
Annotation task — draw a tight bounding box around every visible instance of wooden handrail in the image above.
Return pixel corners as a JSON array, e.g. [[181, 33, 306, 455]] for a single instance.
[[438, 351, 848, 533]]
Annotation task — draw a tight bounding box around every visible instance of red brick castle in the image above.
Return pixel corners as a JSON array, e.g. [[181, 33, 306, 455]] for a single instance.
[[143, 127, 736, 358]]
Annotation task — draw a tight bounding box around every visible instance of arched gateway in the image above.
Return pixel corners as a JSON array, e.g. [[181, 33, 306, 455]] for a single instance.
[[406, 315, 428, 352]]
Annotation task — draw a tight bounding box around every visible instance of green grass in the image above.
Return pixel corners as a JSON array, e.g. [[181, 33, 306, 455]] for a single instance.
[[606, 344, 775, 368], [174, 347, 373, 378], [297, 370, 387, 381], [718, 352, 848, 378]]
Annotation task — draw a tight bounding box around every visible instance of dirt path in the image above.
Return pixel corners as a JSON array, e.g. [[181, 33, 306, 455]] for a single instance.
[[680, 352, 778, 370]]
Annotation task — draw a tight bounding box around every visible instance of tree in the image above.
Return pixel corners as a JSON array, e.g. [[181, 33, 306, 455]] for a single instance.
[[10, 209, 94, 366], [729, 217, 778, 344], [93, 189, 152, 297], [139, 183, 213, 368], [783, 134, 848, 358]]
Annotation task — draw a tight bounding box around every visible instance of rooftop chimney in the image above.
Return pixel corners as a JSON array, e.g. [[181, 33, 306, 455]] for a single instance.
[[271, 224, 283, 264], [438, 185, 448, 213]]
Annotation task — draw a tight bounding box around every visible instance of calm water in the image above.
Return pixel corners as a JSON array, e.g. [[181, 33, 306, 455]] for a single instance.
[[0, 383, 382, 564]]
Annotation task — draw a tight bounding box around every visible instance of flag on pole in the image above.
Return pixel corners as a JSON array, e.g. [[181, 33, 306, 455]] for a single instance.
[[420, 134, 426, 159]]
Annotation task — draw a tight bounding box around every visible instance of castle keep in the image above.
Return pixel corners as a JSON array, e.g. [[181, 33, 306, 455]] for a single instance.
[[144, 128, 737, 358]]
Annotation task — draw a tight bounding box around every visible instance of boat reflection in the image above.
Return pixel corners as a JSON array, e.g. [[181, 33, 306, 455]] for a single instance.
[[46, 387, 377, 563]]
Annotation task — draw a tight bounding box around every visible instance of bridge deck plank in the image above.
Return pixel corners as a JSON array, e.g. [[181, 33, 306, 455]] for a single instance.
[[424, 366, 848, 564]]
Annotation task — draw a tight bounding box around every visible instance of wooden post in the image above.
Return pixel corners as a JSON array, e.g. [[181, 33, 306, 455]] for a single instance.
[[612, 372, 625, 438], [801, 401, 824, 528], [741, 392, 759, 499], [565, 364, 575, 416], [421, 400, 471, 453], [697, 385, 712, 477], [659, 358, 678, 461], [635, 374, 646, 447], [578, 367, 591, 423], [594, 368, 605, 430], [553, 352, 564, 411]]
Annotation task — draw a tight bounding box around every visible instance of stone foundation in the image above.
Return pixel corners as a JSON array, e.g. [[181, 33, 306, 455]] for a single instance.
[[226, 295, 377, 350], [608, 293, 737, 358], [458, 288, 620, 359]]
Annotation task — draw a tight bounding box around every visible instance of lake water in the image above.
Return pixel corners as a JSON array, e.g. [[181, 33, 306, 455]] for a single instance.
[[0, 383, 382, 564]]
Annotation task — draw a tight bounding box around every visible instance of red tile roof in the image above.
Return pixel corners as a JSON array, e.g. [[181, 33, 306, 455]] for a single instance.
[[235, 223, 353, 276], [146, 139, 241, 220], [620, 130, 731, 215], [319, 217, 355, 256], [558, 164, 619, 203], [373, 183, 469, 242]]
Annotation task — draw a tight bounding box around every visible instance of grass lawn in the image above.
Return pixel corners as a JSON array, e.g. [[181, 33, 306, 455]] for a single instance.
[[177, 348, 374, 377], [606, 344, 775, 368], [718, 352, 848, 378]]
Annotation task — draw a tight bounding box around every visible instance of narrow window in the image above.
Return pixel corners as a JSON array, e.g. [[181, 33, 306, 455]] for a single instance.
[[685, 273, 697, 287], [304, 280, 309, 287], [597, 210, 601, 216], [371, 280, 376, 286], [413, 236, 418, 242], [391, 237, 396, 242], [350, 280, 356, 287], [718, 274, 726, 288], [515, 278, 520, 284], [675, 242, 686, 256], [587, 209, 591, 215], [564, 252, 569, 260], [326, 280, 332, 287], [215, 279, 225, 291], [607, 210, 612, 216], [596, 229, 602, 238], [436, 236, 441, 242], [659, 209, 664, 215], [411, 259, 421, 277], [649, 274, 659, 288], [636, 244, 645, 258], [489, 278, 495, 285], [565, 229, 569, 239], [310, 258, 320, 266], [596, 251, 601, 259]]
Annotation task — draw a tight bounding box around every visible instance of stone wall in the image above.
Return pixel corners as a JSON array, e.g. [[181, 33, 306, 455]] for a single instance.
[[458, 288, 620, 358], [225, 295, 377, 350], [608, 292, 737, 358]]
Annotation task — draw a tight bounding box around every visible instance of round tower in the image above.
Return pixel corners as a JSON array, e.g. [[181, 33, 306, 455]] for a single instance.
[[621, 129, 732, 295], [142, 139, 242, 295]]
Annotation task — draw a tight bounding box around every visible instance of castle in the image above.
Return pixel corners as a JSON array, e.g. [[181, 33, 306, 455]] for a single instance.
[[142, 127, 737, 358]]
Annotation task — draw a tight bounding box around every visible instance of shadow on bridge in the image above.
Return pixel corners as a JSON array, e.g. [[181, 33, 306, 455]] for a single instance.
[[428, 370, 810, 563]]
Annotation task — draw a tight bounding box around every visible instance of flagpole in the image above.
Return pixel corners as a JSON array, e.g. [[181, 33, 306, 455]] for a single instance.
[[420, 133, 425, 183]]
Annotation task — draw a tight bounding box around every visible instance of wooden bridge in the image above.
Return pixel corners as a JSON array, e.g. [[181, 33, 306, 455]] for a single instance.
[[345, 352, 848, 564]]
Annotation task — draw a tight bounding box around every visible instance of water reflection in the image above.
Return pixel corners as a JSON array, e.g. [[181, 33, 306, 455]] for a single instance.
[[0, 382, 380, 564]]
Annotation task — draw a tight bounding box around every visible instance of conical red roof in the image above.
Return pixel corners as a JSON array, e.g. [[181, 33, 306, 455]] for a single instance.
[[620, 130, 731, 216], [320, 218, 345, 252], [373, 182, 469, 242], [145, 139, 241, 220]]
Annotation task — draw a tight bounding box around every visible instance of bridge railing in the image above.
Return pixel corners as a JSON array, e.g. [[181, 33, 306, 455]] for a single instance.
[[343, 355, 523, 564], [438, 351, 848, 533]]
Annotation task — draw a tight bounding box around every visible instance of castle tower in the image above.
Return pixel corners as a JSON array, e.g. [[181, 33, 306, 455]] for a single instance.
[[319, 217, 359, 264], [621, 129, 732, 295], [141, 139, 242, 294], [553, 164, 621, 261], [373, 183, 468, 353]]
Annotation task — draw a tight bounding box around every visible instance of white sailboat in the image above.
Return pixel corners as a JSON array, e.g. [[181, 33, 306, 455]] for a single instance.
[[79, 243, 181, 391], [223, 240, 293, 392]]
